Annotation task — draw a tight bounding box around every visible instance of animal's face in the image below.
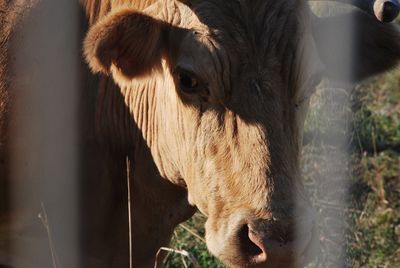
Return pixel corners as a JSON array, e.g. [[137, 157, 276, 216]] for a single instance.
[[85, 0, 322, 267]]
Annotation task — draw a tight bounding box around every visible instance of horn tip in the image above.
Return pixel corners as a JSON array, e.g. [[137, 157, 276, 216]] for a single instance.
[[374, 0, 400, 22]]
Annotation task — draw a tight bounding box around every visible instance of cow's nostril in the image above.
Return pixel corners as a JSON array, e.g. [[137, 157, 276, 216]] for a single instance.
[[238, 224, 267, 263]]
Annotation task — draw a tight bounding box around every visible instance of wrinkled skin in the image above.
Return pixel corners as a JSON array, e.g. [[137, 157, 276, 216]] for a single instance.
[[2, 0, 400, 267]]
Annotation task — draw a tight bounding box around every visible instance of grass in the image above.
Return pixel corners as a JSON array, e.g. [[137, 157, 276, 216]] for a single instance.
[[345, 72, 400, 268], [164, 70, 400, 267], [164, 213, 225, 268]]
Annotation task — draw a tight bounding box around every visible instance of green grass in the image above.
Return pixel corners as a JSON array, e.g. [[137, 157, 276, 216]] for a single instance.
[[352, 75, 400, 153], [164, 213, 225, 268], [345, 71, 400, 268]]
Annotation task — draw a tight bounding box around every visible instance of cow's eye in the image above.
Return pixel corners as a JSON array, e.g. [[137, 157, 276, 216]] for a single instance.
[[179, 72, 198, 90], [174, 67, 203, 94]]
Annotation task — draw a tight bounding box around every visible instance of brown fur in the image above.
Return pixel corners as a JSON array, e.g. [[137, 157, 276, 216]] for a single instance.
[[2, 0, 400, 267]]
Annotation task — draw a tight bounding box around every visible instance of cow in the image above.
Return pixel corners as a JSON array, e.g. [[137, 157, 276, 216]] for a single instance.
[[1, 0, 400, 267]]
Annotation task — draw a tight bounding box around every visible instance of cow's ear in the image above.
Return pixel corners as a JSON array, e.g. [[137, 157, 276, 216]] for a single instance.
[[313, 11, 400, 82], [84, 9, 166, 79]]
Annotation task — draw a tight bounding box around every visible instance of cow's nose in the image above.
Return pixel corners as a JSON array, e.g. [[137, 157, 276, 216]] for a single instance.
[[238, 224, 267, 263], [238, 217, 318, 266]]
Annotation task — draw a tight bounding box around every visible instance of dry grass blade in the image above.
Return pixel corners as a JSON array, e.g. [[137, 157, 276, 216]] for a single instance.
[[179, 224, 206, 243], [38, 202, 61, 268], [181, 255, 189, 268], [126, 157, 133, 268], [155, 247, 201, 268]]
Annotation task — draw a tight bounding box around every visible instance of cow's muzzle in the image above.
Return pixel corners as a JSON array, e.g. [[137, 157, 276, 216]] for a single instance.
[[231, 209, 318, 268]]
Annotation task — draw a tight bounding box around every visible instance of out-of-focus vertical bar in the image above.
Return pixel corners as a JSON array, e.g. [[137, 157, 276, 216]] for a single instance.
[[300, 2, 355, 267], [9, 0, 80, 267]]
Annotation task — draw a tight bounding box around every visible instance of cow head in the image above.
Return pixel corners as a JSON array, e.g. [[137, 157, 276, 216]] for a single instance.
[[83, 0, 400, 267]]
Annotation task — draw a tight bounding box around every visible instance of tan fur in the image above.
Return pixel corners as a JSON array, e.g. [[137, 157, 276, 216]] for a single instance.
[[2, 0, 400, 267], [80, 0, 158, 25], [84, 8, 165, 78]]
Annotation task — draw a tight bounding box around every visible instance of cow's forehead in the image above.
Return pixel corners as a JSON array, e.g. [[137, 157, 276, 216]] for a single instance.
[[184, 0, 302, 61], [188, 0, 300, 31]]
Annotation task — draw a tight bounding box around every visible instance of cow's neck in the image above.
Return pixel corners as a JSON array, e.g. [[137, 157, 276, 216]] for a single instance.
[[95, 74, 186, 186], [95, 76, 157, 150], [94, 76, 195, 266]]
